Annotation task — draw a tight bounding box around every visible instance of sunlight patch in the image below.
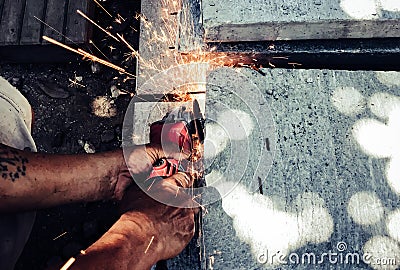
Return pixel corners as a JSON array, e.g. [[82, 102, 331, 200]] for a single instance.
[[368, 92, 400, 120], [340, 0, 377, 19], [380, 0, 400, 11], [217, 109, 254, 140], [376, 71, 400, 87], [347, 191, 384, 225], [363, 236, 400, 270], [213, 181, 333, 265], [352, 118, 394, 158], [386, 209, 400, 243], [331, 86, 366, 116], [203, 123, 229, 159]]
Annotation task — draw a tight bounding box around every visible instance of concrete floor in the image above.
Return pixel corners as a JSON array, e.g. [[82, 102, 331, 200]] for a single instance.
[[202, 67, 400, 270]]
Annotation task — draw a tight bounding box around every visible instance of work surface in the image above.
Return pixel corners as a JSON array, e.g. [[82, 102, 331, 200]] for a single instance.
[[202, 67, 400, 270], [130, 66, 400, 270]]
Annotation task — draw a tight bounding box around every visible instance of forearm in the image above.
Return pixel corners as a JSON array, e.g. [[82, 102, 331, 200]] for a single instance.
[[69, 212, 158, 270], [0, 143, 124, 212]]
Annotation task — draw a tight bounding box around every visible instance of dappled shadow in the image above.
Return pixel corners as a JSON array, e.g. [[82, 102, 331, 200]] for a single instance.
[[331, 71, 400, 269]]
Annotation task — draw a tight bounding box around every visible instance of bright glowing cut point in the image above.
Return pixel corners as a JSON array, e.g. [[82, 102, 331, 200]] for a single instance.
[[212, 179, 333, 265], [331, 86, 366, 116], [363, 236, 400, 270], [387, 209, 400, 243], [368, 92, 400, 120], [340, 0, 377, 19], [217, 109, 254, 140], [347, 191, 384, 225], [376, 71, 400, 87]]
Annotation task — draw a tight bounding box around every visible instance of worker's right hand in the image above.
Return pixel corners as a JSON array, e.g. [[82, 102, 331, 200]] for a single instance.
[[119, 172, 199, 262], [65, 172, 199, 270]]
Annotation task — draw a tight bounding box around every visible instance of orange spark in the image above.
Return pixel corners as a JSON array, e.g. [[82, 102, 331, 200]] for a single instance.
[[34, 16, 76, 44], [42, 36, 84, 56], [116, 33, 137, 53], [144, 236, 155, 254], [77, 9, 119, 42], [93, 0, 113, 18], [60, 258, 76, 270], [52, 231, 67, 240], [89, 39, 110, 60], [42, 36, 135, 77]]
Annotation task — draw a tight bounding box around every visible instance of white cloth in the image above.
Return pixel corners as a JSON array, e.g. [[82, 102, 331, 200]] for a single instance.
[[0, 76, 36, 270]]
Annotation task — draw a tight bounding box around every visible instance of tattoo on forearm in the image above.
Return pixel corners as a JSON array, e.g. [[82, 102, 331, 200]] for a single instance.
[[0, 149, 28, 181]]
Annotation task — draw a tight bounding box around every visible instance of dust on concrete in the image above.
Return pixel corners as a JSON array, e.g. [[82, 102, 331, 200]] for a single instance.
[[0, 0, 140, 268]]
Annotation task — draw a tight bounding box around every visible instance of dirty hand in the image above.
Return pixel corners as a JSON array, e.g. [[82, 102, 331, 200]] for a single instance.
[[112, 142, 190, 200], [67, 172, 198, 270], [110, 168, 132, 200], [119, 172, 199, 262], [124, 144, 190, 176]]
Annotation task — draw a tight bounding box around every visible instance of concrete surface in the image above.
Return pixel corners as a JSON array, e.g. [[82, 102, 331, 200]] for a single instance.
[[137, 0, 206, 95], [202, 67, 400, 270], [202, 0, 400, 41], [136, 0, 181, 94], [137, 62, 210, 97]]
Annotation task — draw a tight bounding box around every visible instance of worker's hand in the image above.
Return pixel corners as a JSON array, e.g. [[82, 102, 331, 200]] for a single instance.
[[119, 172, 199, 262], [112, 168, 133, 200], [124, 144, 190, 176], [113, 143, 190, 200], [67, 172, 199, 270]]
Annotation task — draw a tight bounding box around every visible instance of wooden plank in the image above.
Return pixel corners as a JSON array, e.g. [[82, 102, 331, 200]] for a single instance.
[[0, 0, 5, 24], [43, 0, 67, 42], [20, 0, 46, 45], [0, 0, 94, 62], [0, 0, 25, 45], [65, 0, 90, 44]]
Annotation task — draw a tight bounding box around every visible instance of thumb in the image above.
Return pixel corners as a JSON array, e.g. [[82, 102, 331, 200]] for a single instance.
[[149, 143, 191, 161]]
